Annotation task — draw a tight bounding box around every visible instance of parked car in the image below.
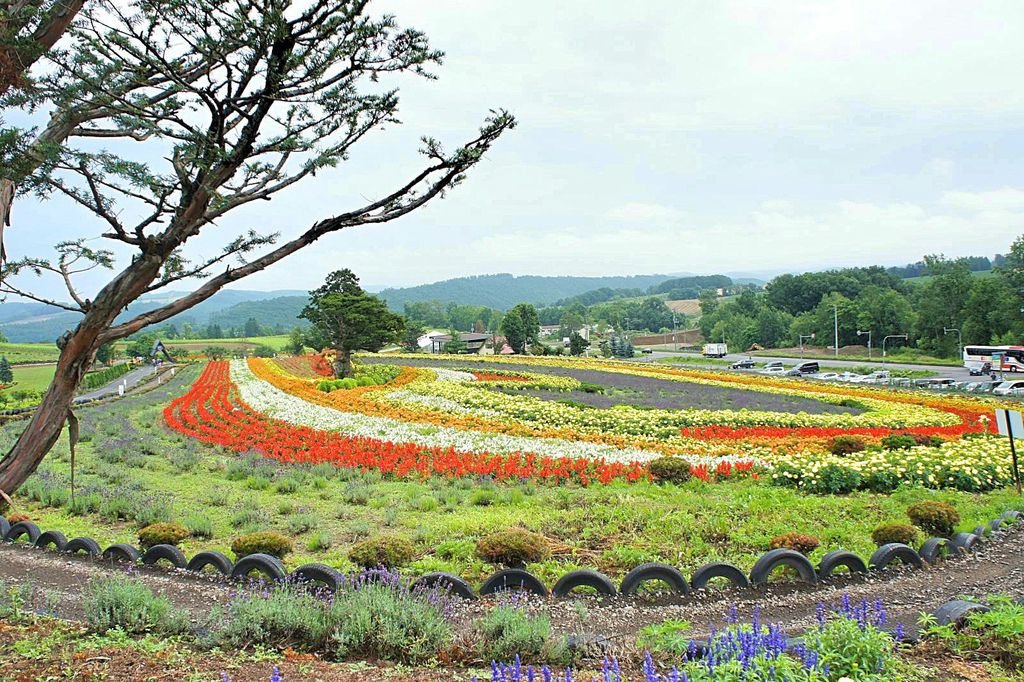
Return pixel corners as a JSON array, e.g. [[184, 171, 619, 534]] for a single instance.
[[641, 348, 653, 354], [993, 380, 1024, 396], [730, 358, 756, 369], [792, 361, 820, 374], [837, 372, 864, 382], [784, 368, 804, 377], [763, 360, 784, 369], [813, 372, 840, 381], [760, 366, 787, 375], [968, 362, 992, 377], [925, 378, 957, 390]]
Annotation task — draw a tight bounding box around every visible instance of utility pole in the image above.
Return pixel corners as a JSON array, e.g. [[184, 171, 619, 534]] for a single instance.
[[833, 304, 839, 359]]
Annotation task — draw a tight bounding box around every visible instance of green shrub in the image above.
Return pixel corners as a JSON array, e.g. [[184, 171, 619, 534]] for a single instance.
[[648, 457, 692, 484], [907, 501, 960, 537], [306, 531, 333, 552], [183, 514, 214, 540], [803, 464, 862, 495], [477, 606, 568, 665], [217, 582, 450, 663], [469, 488, 496, 506], [231, 531, 294, 559], [475, 528, 550, 566], [275, 477, 301, 494], [863, 470, 901, 494], [871, 522, 919, 547], [827, 435, 866, 456], [802, 610, 900, 679], [348, 536, 415, 568], [768, 532, 820, 555], [83, 575, 188, 635], [287, 513, 318, 535], [137, 522, 189, 548], [881, 434, 918, 450]]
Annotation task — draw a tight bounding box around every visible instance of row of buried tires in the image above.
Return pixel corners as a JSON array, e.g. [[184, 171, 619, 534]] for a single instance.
[[2, 510, 1020, 600]]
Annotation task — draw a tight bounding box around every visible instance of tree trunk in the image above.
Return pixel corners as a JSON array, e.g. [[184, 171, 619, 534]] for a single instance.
[[0, 325, 97, 498], [332, 349, 353, 378], [0, 178, 14, 265]]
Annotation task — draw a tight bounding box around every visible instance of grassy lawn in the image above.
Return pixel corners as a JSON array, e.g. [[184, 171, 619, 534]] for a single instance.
[[0, 342, 59, 364], [114, 335, 291, 355], [6, 364, 1018, 588], [9, 364, 56, 393]]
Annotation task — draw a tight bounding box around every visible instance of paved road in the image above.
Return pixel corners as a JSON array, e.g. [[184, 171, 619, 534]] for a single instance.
[[633, 350, 978, 382], [74, 364, 161, 402]]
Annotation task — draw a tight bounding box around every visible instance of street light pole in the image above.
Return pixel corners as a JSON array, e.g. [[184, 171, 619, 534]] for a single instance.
[[882, 334, 908, 364], [856, 330, 873, 361], [943, 327, 962, 360], [799, 333, 815, 357]]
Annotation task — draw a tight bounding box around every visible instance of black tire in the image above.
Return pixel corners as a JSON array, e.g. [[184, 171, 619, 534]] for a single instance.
[[34, 530, 68, 551], [0, 517, 9, 538], [410, 572, 476, 600], [64, 537, 101, 556], [950, 532, 978, 554], [290, 563, 345, 593], [552, 569, 617, 597], [141, 544, 188, 569], [1001, 510, 1021, 524], [4, 521, 41, 544], [869, 543, 924, 571], [690, 562, 750, 591], [186, 551, 233, 576], [479, 569, 548, 597], [919, 537, 954, 565], [102, 543, 140, 563], [971, 525, 989, 540], [619, 563, 689, 595], [816, 550, 868, 580], [749, 549, 817, 586], [231, 553, 287, 582], [989, 518, 1003, 533], [932, 600, 990, 628]]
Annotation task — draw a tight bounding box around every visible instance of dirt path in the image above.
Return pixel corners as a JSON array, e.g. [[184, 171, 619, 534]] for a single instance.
[[0, 542, 234, 622], [2, 525, 1023, 651]]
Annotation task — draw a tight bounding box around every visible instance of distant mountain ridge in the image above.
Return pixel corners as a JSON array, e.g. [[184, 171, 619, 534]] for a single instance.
[[378, 273, 677, 311]]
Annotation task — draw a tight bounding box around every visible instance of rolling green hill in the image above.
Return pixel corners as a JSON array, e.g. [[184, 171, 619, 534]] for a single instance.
[[378, 273, 676, 311]]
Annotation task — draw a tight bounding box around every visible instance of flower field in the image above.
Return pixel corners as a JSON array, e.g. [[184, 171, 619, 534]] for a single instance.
[[157, 353, 1015, 493]]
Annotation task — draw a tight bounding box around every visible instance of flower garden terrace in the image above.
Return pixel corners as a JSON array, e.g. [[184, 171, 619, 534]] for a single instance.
[[161, 353, 1009, 493], [7, 360, 1022, 589]]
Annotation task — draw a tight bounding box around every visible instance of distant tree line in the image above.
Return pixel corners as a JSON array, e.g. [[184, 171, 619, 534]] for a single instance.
[[700, 240, 1024, 357]]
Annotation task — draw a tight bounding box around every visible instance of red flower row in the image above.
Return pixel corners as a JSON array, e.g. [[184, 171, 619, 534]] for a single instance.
[[164, 362, 657, 485]]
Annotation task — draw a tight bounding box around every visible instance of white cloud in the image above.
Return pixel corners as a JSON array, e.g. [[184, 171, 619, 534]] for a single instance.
[[606, 203, 684, 224], [942, 187, 1024, 212]]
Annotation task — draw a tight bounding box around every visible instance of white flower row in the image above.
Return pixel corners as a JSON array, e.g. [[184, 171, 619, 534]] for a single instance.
[[431, 368, 477, 383], [231, 360, 665, 464]]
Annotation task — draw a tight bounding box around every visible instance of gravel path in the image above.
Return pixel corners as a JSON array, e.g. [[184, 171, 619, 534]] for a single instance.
[[3, 524, 1023, 649]]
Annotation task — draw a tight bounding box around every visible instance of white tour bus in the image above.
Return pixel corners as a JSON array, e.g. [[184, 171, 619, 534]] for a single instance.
[[963, 345, 1024, 373]]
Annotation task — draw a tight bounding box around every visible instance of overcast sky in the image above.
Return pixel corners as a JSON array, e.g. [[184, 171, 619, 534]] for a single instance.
[[7, 0, 1024, 299]]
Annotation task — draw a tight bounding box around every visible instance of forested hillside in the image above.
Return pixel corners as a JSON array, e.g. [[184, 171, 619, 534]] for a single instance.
[[378, 273, 676, 311]]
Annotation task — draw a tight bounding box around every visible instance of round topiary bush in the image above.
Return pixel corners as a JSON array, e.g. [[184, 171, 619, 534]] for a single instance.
[[475, 528, 550, 567], [871, 522, 919, 547], [230, 531, 294, 559], [648, 457, 692, 484], [827, 436, 866, 456], [768, 532, 820, 556], [138, 522, 190, 548], [907, 501, 960, 538], [348, 536, 415, 569]]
